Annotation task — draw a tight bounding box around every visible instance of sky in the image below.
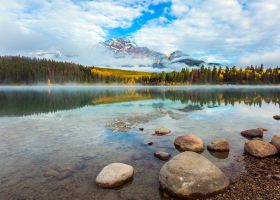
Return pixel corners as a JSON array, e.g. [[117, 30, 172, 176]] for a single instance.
[[1, 0, 280, 69]]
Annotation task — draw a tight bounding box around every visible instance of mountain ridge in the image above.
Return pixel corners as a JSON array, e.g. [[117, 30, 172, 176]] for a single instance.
[[101, 38, 217, 69]]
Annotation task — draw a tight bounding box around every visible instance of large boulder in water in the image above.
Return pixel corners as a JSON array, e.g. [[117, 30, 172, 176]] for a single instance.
[[96, 163, 134, 188], [159, 151, 229, 199], [174, 134, 204, 152], [240, 129, 263, 138], [244, 140, 278, 158], [271, 134, 280, 150]]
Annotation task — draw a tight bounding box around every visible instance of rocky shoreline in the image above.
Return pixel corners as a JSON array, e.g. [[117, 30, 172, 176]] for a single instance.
[[38, 119, 280, 199], [207, 155, 280, 200], [94, 123, 280, 199], [160, 155, 280, 199]]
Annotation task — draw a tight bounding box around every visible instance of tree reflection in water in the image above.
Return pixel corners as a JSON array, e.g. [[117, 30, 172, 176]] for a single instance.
[[0, 86, 279, 116]]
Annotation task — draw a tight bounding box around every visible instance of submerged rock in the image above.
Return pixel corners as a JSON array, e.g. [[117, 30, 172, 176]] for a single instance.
[[109, 120, 134, 132], [241, 129, 263, 138], [273, 115, 280, 120], [178, 105, 203, 112], [43, 169, 60, 177], [108, 112, 164, 132], [147, 142, 154, 146], [166, 110, 183, 120], [244, 140, 278, 158], [73, 161, 86, 170], [131, 153, 148, 161], [209, 151, 229, 159], [62, 161, 86, 171], [44, 161, 85, 180], [159, 151, 229, 199], [174, 134, 204, 152], [96, 163, 134, 188], [207, 139, 229, 152], [154, 151, 171, 161], [154, 127, 171, 136], [271, 134, 280, 150], [57, 169, 73, 180], [62, 163, 75, 171]]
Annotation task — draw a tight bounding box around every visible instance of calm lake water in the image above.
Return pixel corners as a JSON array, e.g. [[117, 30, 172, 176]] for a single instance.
[[0, 85, 280, 200]]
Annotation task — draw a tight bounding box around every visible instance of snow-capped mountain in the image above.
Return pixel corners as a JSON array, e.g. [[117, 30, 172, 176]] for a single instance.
[[102, 38, 164, 59], [101, 38, 215, 70]]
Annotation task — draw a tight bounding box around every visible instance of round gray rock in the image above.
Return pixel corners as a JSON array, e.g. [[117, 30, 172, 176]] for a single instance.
[[159, 151, 229, 199], [244, 140, 278, 158], [271, 134, 280, 150], [96, 163, 134, 188], [174, 134, 204, 152], [154, 127, 171, 136], [207, 139, 229, 152], [240, 129, 263, 138]]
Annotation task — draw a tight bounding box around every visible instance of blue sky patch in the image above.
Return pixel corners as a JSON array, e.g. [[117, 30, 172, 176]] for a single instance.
[[107, 2, 174, 39]]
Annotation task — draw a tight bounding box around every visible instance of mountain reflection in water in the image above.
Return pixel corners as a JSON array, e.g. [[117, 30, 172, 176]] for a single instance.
[[0, 86, 280, 116]]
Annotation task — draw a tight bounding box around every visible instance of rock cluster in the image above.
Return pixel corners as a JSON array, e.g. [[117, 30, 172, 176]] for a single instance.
[[93, 122, 280, 199]]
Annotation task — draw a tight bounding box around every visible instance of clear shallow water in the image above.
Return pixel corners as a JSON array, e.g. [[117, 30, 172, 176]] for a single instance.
[[0, 86, 280, 200]]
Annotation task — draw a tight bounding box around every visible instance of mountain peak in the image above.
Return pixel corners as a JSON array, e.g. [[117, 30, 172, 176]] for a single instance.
[[102, 37, 164, 59], [101, 37, 215, 69], [103, 38, 137, 54]]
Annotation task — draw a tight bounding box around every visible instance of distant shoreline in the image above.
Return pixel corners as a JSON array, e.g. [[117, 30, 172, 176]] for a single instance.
[[1, 84, 280, 87], [2, 57, 280, 86]]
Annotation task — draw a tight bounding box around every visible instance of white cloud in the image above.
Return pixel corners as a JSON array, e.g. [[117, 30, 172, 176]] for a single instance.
[[0, 0, 152, 65], [1, 0, 280, 68], [238, 49, 280, 67], [133, 0, 280, 67]]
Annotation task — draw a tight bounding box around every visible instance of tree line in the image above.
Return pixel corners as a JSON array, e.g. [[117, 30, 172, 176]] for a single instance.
[[144, 65, 280, 84], [1, 56, 280, 84]]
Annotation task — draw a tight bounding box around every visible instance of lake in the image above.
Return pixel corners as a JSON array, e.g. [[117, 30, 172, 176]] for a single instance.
[[0, 85, 280, 200]]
